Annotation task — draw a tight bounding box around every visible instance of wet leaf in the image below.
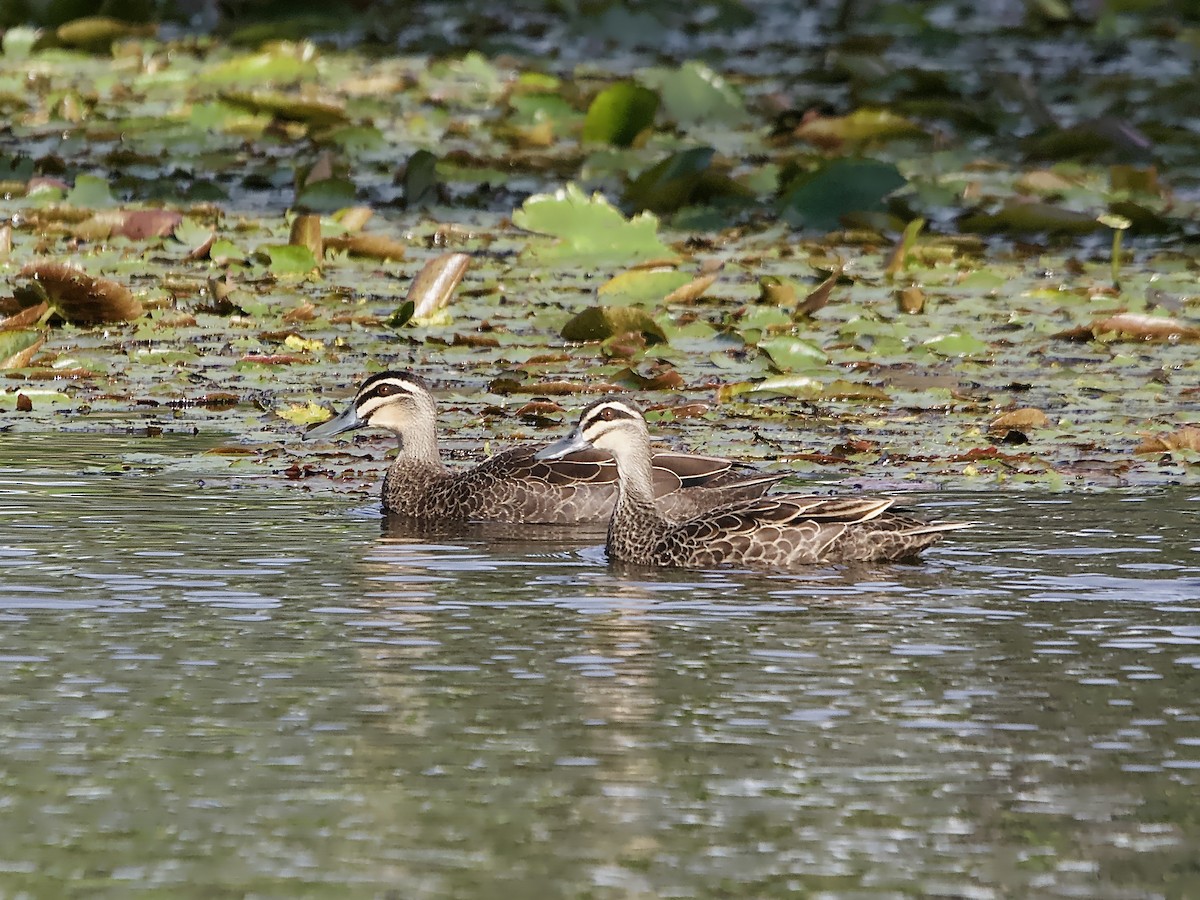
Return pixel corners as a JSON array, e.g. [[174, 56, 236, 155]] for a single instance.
[[219, 91, 349, 127], [581, 82, 659, 147], [561, 306, 667, 344], [324, 233, 407, 261], [794, 109, 925, 149], [277, 401, 331, 426], [336, 207, 374, 232], [289, 214, 324, 261], [1092, 313, 1200, 342], [896, 286, 925, 314], [16, 262, 142, 324], [924, 332, 991, 357], [989, 408, 1050, 431], [1135, 426, 1200, 456], [408, 253, 470, 320], [598, 268, 691, 304], [663, 273, 719, 303], [778, 159, 906, 231], [759, 335, 828, 371], [513, 184, 675, 264], [959, 202, 1108, 235], [758, 276, 797, 307], [795, 273, 840, 318], [0, 331, 44, 369], [1, 302, 49, 331]]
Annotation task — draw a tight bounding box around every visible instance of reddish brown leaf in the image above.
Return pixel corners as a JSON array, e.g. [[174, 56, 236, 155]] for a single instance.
[[17, 262, 142, 324], [1135, 426, 1200, 455]]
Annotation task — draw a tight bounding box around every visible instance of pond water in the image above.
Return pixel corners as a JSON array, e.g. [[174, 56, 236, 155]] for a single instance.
[[1, 434, 1198, 898]]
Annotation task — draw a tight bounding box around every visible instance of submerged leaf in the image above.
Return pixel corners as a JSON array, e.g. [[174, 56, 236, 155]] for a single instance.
[[324, 233, 407, 261]]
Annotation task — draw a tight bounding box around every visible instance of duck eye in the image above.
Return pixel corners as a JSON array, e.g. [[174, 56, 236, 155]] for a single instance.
[[600, 407, 617, 421], [376, 383, 396, 396]]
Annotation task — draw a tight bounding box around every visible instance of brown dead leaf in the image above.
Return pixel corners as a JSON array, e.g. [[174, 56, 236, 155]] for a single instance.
[[1, 334, 45, 368], [1092, 313, 1200, 341], [1135, 426, 1200, 455], [119, 210, 183, 240], [489, 379, 625, 396], [989, 407, 1049, 431], [1057, 312, 1200, 342], [896, 285, 925, 314], [664, 273, 718, 304], [325, 233, 407, 261], [289, 214, 324, 263], [17, 262, 142, 324], [795, 273, 839, 318], [15, 392, 32, 412], [282, 303, 317, 323], [336, 206, 374, 232], [1, 302, 49, 330]]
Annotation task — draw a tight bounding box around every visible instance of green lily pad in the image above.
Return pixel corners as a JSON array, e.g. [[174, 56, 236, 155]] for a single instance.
[[65, 174, 115, 208], [924, 332, 991, 357], [795, 109, 926, 146], [778, 159, 906, 231], [581, 82, 659, 147], [598, 269, 692, 304], [263, 245, 318, 276], [759, 335, 829, 371], [513, 184, 675, 264]]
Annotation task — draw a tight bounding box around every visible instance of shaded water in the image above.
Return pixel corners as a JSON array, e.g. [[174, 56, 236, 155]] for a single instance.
[[1, 435, 1198, 898]]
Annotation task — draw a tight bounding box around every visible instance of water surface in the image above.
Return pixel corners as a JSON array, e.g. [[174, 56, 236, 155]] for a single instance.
[[1, 434, 1198, 897]]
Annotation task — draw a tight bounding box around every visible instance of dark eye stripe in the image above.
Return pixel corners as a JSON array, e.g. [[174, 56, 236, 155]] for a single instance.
[[357, 373, 427, 406], [581, 401, 639, 429]]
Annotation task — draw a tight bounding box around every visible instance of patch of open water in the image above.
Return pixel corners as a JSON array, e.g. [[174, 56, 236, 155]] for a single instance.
[[0, 434, 1197, 897]]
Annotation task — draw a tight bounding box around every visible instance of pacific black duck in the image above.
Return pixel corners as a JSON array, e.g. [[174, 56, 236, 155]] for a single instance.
[[536, 398, 970, 568], [303, 371, 783, 524]]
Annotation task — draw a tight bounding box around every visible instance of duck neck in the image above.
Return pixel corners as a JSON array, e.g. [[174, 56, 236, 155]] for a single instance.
[[606, 430, 667, 559], [393, 419, 446, 472]]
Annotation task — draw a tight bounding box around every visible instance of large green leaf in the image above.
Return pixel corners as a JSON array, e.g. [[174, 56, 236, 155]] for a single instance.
[[512, 184, 675, 264], [778, 159, 906, 231]]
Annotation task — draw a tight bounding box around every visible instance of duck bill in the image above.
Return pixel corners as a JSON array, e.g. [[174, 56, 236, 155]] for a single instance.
[[535, 430, 592, 461], [303, 403, 363, 441]]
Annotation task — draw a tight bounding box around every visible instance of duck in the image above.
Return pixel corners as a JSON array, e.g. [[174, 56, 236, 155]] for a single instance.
[[535, 397, 970, 568], [303, 371, 784, 524]]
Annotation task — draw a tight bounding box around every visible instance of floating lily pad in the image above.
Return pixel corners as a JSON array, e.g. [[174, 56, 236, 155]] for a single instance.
[[759, 335, 829, 371], [598, 268, 692, 304], [513, 184, 675, 264], [778, 159, 906, 231], [795, 109, 925, 148]]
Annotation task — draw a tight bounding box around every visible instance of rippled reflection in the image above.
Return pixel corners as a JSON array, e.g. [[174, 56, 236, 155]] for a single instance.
[[0, 436, 1198, 897]]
